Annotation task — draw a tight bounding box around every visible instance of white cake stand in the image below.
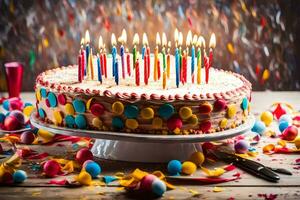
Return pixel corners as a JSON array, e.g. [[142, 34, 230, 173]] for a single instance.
[[30, 113, 255, 163]]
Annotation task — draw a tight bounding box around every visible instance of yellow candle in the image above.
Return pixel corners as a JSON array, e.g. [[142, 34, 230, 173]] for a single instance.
[[163, 71, 166, 89], [167, 41, 171, 78], [197, 36, 205, 85], [89, 48, 94, 80], [154, 32, 161, 81]]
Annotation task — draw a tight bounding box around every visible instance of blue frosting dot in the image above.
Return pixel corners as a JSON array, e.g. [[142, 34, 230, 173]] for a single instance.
[[2, 100, 10, 111], [112, 117, 124, 129], [75, 114, 87, 129], [251, 120, 266, 135], [241, 98, 248, 110], [279, 121, 289, 132], [158, 104, 175, 119], [40, 88, 47, 98], [65, 115, 75, 128], [124, 105, 139, 119], [38, 108, 46, 119], [0, 113, 5, 123], [73, 99, 86, 113], [47, 92, 57, 108]]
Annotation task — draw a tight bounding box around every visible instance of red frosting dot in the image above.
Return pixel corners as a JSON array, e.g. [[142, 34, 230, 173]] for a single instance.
[[213, 99, 227, 111], [167, 116, 182, 131], [45, 99, 51, 107], [58, 94, 67, 105], [90, 103, 105, 117], [199, 121, 212, 133]]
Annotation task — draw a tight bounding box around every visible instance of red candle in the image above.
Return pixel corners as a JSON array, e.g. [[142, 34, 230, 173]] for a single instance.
[[183, 52, 187, 84], [157, 59, 161, 81], [146, 47, 150, 79], [135, 59, 140, 86], [204, 53, 209, 84], [81, 50, 85, 80], [78, 54, 82, 82], [100, 54, 104, 76], [103, 54, 107, 78], [144, 54, 148, 85], [126, 53, 131, 76]]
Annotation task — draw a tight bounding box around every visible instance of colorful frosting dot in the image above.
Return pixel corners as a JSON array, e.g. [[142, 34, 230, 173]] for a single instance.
[[47, 92, 57, 108], [214, 99, 227, 111], [188, 114, 198, 126], [158, 104, 175, 119], [227, 104, 237, 118], [112, 101, 124, 115], [75, 114, 87, 129], [45, 99, 51, 107], [36, 89, 42, 101], [86, 98, 95, 110], [65, 103, 75, 115], [199, 102, 213, 114], [90, 103, 105, 117], [125, 119, 139, 130], [40, 88, 47, 98], [73, 99, 86, 113], [152, 117, 163, 129], [38, 108, 46, 119], [92, 117, 102, 128], [140, 107, 154, 119], [167, 116, 183, 131], [241, 98, 248, 110], [199, 121, 212, 132], [57, 94, 67, 105], [219, 118, 228, 129], [112, 117, 124, 130], [23, 105, 34, 117], [53, 110, 63, 125], [179, 107, 193, 120], [124, 105, 139, 119], [65, 115, 75, 128]]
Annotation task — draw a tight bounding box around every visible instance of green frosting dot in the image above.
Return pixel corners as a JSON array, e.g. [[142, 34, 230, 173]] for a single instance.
[[112, 117, 124, 130], [158, 103, 175, 119], [124, 105, 139, 119]]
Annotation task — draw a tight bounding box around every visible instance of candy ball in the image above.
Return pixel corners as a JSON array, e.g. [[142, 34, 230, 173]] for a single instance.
[[43, 160, 61, 177], [9, 110, 25, 124], [189, 151, 205, 166], [213, 99, 227, 111], [76, 148, 93, 164], [4, 116, 21, 131], [20, 131, 35, 144], [199, 102, 213, 114], [77, 171, 92, 186], [280, 126, 298, 141], [251, 120, 266, 135], [181, 161, 197, 175], [260, 111, 273, 126], [167, 117, 182, 131], [82, 160, 94, 168], [158, 104, 175, 119], [90, 103, 105, 117], [279, 114, 293, 124], [84, 161, 101, 178], [234, 140, 249, 154], [179, 107, 193, 120], [294, 137, 300, 149], [13, 170, 27, 183], [140, 174, 157, 191], [151, 179, 166, 197], [167, 160, 182, 175], [124, 105, 139, 119], [279, 121, 289, 132]]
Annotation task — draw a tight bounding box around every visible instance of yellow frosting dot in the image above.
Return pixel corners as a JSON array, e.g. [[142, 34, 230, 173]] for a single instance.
[[92, 117, 102, 128], [23, 105, 34, 117], [53, 110, 63, 125], [152, 117, 163, 129], [125, 119, 139, 130], [36, 89, 41, 101], [188, 114, 198, 126], [112, 101, 124, 115], [182, 161, 197, 175], [65, 103, 75, 115], [179, 107, 193, 120], [173, 128, 181, 135], [227, 104, 237, 118], [86, 98, 94, 110], [220, 118, 228, 129], [140, 107, 154, 119]]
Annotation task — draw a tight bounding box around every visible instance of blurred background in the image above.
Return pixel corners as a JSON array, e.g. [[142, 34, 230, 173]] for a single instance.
[[0, 0, 299, 92]]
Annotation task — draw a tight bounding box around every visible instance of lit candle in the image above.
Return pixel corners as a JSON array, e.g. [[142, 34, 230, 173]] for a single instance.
[[103, 44, 107, 78], [142, 33, 149, 84], [162, 33, 167, 89], [174, 29, 179, 87], [197, 36, 205, 85], [80, 38, 85, 81], [115, 58, 119, 85], [78, 53, 82, 82], [126, 48, 131, 76], [206, 33, 216, 84], [132, 33, 139, 69], [191, 34, 197, 83], [178, 32, 183, 83], [204, 51, 209, 84], [142, 33, 148, 59], [97, 54, 102, 83], [89, 47, 94, 80], [85, 30, 90, 77], [144, 54, 148, 85], [182, 50, 187, 84], [98, 36, 104, 76], [167, 41, 171, 78], [154, 32, 160, 81], [186, 30, 192, 55], [135, 58, 140, 86], [118, 29, 127, 79], [111, 33, 117, 77]]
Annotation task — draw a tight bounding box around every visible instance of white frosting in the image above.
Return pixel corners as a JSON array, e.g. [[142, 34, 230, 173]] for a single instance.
[[42, 54, 244, 96]]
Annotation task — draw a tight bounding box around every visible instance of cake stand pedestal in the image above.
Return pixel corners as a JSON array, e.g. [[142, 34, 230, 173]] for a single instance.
[[30, 113, 255, 163]]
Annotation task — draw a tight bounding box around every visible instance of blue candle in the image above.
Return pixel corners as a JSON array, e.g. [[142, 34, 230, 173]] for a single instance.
[[112, 46, 117, 77], [141, 46, 146, 60], [115, 59, 119, 85], [120, 45, 125, 79], [97, 55, 102, 83], [191, 45, 195, 82], [175, 48, 180, 88], [85, 45, 89, 76]]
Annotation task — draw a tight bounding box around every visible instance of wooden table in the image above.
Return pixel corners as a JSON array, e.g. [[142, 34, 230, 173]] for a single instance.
[[1, 92, 300, 199]]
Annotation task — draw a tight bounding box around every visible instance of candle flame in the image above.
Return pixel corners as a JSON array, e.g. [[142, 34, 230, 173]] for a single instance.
[[186, 30, 192, 46], [85, 30, 90, 44], [142, 33, 148, 46], [156, 32, 161, 46], [168, 41, 171, 48], [98, 36, 103, 49], [122, 29, 127, 43], [197, 36, 206, 48], [80, 38, 85, 45], [133, 33, 139, 45], [174, 28, 179, 43], [111, 33, 117, 46], [209, 33, 216, 48], [162, 32, 167, 47], [192, 34, 198, 45], [178, 32, 183, 46]]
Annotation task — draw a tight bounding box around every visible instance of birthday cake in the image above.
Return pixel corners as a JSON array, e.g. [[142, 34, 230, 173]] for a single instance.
[[35, 30, 252, 135]]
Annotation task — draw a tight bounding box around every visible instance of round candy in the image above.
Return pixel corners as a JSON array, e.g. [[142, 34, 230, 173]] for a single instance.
[[90, 103, 105, 117], [83, 160, 94, 168], [77, 171, 92, 186], [4, 116, 21, 131], [43, 160, 60, 177], [84, 161, 101, 178], [0, 113, 6, 123], [57, 94, 67, 105], [125, 119, 139, 130], [9, 110, 24, 125], [199, 102, 213, 114], [36, 89, 42, 101], [38, 108, 46, 119], [179, 107, 193, 120], [279, 114, 293, 124], [219, 118, 228, 129], [260, 111, 273, 126], [75, 114, 87, 129], [47, 92, 57, 107], [152, 117, 163, 129], [140, 107, 154, 119], [65, 103, 75, 115], [214, 99, 227, 111], [227, 104, 237, 118], [241, 98, 249, 110], [23, 105, 34, 117], [199, 121, 212, 133], [188, 114, 198, 126], [53, 110, 63, 125], [124, 105, 139, 119], [294, 137, 300, 149], [140, 174, 157, 191], [181, 161, 197, 175], [234, 140, 249, 154], [279, 121, 289, 132], [167, 160, 182, 175], [92, 117, 102, 128], [112, 117, 124, 130], [158, 104, 174, 119], [251, 120, 266, 135], [73, 99, 86, 113], [167, 117, 182, 131], [40, 88, 47, 98], [20, 131, 35, 145], [189, 151, 205, 166], [112, 101, 124, 115], [65, 115, 75, 128], [280, 125, 298, 141], [13, 170, 27, 183], [151, 179, 166, 197], [76, 148, 93, 164]]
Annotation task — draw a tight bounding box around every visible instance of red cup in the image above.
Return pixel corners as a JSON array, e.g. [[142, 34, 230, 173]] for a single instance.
[[4, 62, 23, 98]]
